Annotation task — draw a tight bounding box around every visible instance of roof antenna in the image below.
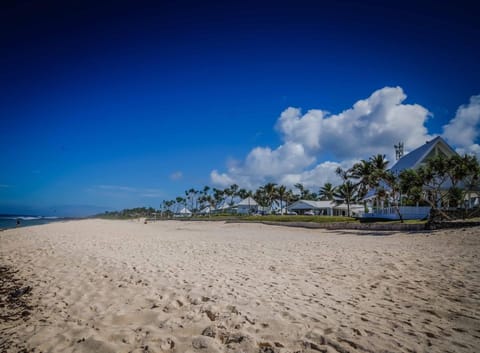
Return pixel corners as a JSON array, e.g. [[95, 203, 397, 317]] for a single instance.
[[394, 142, 404, 160]]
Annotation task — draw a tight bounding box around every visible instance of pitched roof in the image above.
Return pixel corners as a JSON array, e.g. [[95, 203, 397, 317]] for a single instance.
[[390, 136, 457, 174], [363, 137, 458, 200], [216, 203, 232, 210], [236, 196, 258, 206], [200, 206, 212, 213], [288, 200, 335, 209]]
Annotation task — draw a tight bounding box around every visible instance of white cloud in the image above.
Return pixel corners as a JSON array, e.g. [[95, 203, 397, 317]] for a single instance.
[[276, 86, 432, 160], [170, 171, 183, 181], [442, 94, 480, 156], [97, 185, 137, 192], [140, 189, 165, 198], [94, 185, 163, 198], [210, 170, 236, 187], [210, 87, 475, 189], [277, 161, 346, 189]]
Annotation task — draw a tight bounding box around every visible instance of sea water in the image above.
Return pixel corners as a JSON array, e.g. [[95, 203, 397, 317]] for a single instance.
[[0, 215, 63, 230]]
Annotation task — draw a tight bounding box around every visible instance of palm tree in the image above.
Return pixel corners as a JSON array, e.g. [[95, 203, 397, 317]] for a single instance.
[[237, 188, 249, 200], [287, 188, 299, 203], [276, 185, 287, 215], [382, 170, 404, 222], [254, 188, 268, 208], [175, 197, 185, 213], [350, 160, 374, 199], [334, 181, 358, 217], [335, 167, 351, 182], [294, 183, 304, 195], [294, 182, 315, 200], [229, 184, 239, 206], [462, 154, 480, 212], [318, 182, 336, 201], [213, 188, 225, 210], [263, 182, 277, 211], [399, 169, 423, 205], [201, 186, 210, 207], [399, 156, 451, 222], [185, 189, 197, 212], [370, 154, 389, 172]]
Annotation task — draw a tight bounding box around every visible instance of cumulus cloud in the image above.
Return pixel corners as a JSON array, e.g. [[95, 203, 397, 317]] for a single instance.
[[210, 86, 475, 189], [276, 87, 432, 160], [442, 94, 480, 156], [276, 161, 348, 189], [211, 170, 236, 187]]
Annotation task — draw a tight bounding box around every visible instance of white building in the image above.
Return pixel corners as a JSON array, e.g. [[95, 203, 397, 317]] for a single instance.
[[174, 207, 192, 217], [287, 200, 363, 216], [235, 197, 258, 214], [361, 137, 459, 221]]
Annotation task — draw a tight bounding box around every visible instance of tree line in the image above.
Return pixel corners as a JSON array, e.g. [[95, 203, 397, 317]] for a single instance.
[[99, 153, 479, 221], [160, 153, 479, 219]]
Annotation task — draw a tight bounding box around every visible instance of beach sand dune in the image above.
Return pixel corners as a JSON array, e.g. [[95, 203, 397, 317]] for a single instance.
[[1, 220, 479, 353]]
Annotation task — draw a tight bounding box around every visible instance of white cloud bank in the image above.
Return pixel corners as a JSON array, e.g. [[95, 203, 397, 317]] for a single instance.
[[211, 87, 480, 189], [443, 95, 480, 156]]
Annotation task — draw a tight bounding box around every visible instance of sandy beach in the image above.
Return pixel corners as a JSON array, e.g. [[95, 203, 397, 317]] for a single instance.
[[1, 220, 479, 353]]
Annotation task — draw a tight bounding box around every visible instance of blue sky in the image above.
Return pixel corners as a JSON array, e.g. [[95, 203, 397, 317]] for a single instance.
[[1, 0, 479, 216]]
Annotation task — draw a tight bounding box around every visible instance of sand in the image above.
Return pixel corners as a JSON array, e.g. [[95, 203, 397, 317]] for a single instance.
[[1, 219, 479, 353]]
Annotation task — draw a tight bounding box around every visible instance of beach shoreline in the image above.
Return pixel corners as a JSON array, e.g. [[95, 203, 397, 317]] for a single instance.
[[1, 219, 479, 353]]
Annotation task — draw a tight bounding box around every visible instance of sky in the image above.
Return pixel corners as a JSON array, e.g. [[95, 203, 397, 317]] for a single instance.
[[1, 0, 479, 216]]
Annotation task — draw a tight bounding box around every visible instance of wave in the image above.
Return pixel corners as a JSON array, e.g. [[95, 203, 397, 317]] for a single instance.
[[0, 216, 47, 220]]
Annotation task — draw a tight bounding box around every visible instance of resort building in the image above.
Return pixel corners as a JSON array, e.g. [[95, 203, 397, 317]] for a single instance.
[[389, 136, 457, 176], [174, 207, 192, 217], [235, 197, 258, 215], [287, 200, 364, 216], [361, 136, 469, 220]]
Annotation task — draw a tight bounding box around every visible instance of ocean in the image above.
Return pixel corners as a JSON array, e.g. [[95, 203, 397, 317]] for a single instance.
[[0, 215, 64, 230]]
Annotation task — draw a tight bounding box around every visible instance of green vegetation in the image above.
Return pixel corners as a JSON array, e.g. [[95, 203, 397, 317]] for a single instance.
[[95, 207, 157, 219], [96, 152, 479, 225], [399, 154, 480, 220]]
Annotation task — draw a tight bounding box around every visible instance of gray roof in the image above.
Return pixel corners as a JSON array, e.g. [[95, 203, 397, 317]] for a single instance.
[[390, 136, 456, 175], [363, 137, 458, 200], [288, 200, 335, 210], [236, 196, 258, 206]]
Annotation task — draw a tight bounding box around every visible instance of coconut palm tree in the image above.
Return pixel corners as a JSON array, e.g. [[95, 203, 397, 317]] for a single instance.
[[263, 182, 277, 211], [318, 182, 336, 201], [335, 166, 350, 181], [334, 181, 358, 217], [237, 188, 249, 200], [175, 197, 185, 213], [228, 184, 239, 206], [350, 160, 374, 199], [293, 182, 316, 200], [294, 183, 306, 199], [276, 185, 287, 215], [370, 154, 389, 172]]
